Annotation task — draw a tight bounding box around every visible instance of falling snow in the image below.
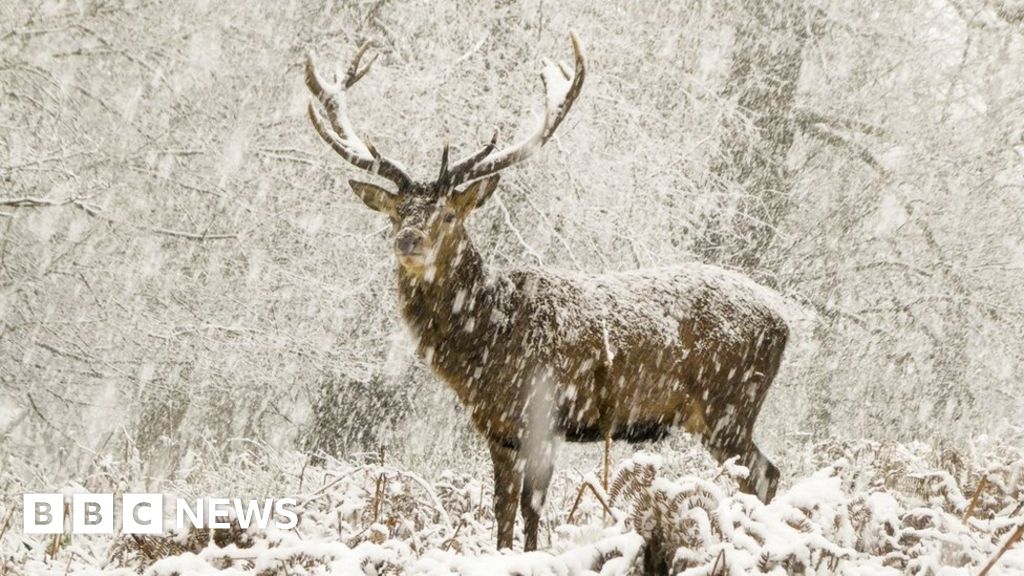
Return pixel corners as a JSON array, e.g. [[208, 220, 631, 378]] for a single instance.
[[2, 0, 1023, 574]]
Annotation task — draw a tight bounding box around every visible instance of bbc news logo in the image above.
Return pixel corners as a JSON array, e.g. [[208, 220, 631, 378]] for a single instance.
[[23, 494, 299, 534]]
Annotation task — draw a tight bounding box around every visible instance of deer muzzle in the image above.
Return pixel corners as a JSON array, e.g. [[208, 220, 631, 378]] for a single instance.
[[395, 228, 427, 267]]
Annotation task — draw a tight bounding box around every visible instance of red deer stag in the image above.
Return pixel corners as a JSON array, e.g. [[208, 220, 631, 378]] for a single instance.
[[305, 34, 789, 552]]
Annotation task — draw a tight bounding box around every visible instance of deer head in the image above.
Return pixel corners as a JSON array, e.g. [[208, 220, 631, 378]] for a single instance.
[[305, 34, 585, 281]]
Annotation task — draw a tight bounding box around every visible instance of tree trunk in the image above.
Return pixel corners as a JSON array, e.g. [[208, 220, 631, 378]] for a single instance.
[[697, 2, 810, 275]]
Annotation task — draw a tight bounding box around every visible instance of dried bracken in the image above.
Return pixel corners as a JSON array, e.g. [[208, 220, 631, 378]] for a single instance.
[[3, 438, 1023, 575]]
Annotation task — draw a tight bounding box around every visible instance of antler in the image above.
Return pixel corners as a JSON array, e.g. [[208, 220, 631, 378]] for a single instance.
[[445, 32, 586, 187], [306, 43, 413, 188]]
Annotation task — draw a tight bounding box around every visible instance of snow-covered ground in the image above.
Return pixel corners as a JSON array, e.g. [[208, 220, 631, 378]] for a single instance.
[[3, 437, 1022, 575]]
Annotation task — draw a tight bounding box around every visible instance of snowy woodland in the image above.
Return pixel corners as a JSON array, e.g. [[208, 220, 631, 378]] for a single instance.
[[2, 0, 1024, 574]]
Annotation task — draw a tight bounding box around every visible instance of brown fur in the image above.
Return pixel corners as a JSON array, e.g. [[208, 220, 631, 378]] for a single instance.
[[379, 179, 789, 551], [307, 42, 787, 550]]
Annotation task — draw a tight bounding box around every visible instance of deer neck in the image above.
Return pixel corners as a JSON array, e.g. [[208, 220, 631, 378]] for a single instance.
[[396, 236, 500, 393]]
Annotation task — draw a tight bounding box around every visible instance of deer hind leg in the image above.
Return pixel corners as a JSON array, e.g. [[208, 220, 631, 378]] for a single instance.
[[737, 339, 785, 503], [488, 441, 523, 550], [520, 455, 553, 551], [705, 438, 780, 504], [740, 443, 780, 503], [706, 338, 785, 503]]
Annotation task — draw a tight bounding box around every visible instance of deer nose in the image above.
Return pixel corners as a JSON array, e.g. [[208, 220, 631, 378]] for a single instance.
[[395, 229, 424, 255]]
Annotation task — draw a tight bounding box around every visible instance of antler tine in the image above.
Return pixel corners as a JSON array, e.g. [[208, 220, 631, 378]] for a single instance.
[[438, 140, 451, 183], [305, 47, 412, 188], [543, 31, 586, 141], [447, 130, 499, 186], [344, 42, 377, 89], [452, 32, 586, 185]]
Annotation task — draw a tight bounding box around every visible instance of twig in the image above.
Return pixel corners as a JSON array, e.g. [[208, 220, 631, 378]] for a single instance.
[[566, 482, 587, 523], [978, 521, 1024, 576], [798, 121, 887, 174], [493, 193, 543, 265], [1009, 500, 1024, 519], [36, 341, 91, 364], [962, 475, 989, 522], [792, 106, 885, 136], [298, 455, 311, 493], [145, 226, 236, 241], [711, 549, 727, 576], [602, 433, 612, 521], [372, 445, 386, 522], [440, 519, 465, 551], [603, 433, 612, 492], [0, 196, 76, 208], [372, 471, 386, 523], [0, 506, 14, 545], [0, 195, 238, 241], [566, 478, 615, 523], [256, 149, 318, 166], [0, 151, 90, 173]]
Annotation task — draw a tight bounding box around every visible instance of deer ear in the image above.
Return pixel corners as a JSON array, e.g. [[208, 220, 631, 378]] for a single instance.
[[349, 180, 397, 214], [455, 176, 500, 213]]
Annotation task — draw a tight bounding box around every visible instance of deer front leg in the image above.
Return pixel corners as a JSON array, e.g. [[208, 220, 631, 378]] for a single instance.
[[488, 441, 522, 550], [520, 453, 553, 551]]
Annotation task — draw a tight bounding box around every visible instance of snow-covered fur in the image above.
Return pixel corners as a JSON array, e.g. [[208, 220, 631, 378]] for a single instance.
[[393, 177, 789, 551]]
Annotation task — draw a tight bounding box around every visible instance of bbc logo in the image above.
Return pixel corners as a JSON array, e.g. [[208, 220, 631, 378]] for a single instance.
[[23, 494, 163, 535], [24, 493, 299, 534]]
